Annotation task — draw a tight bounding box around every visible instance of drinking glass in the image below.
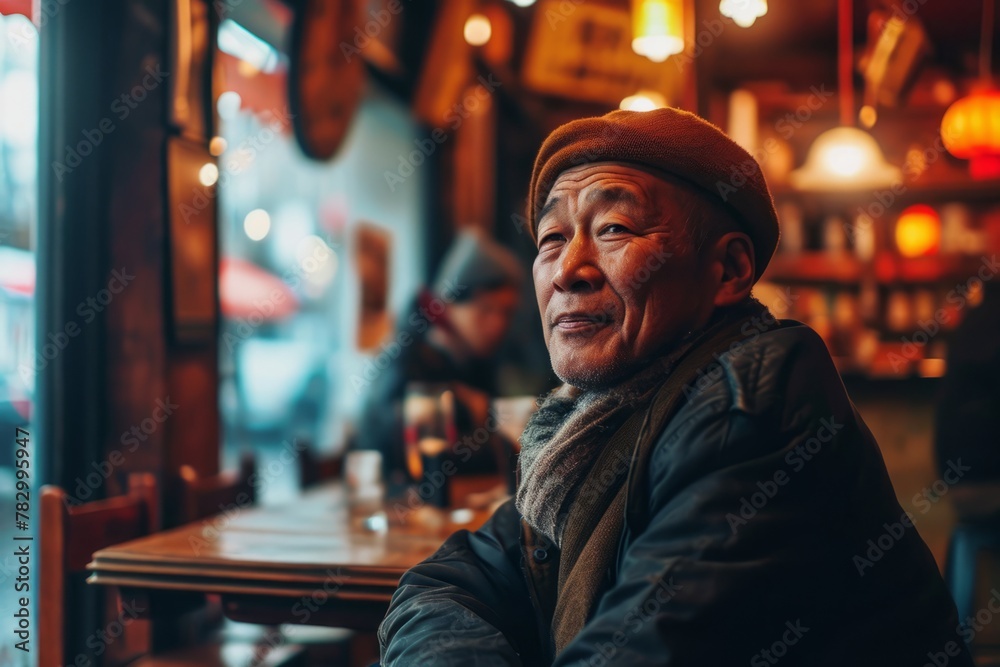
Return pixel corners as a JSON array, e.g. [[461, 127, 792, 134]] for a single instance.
[[403, 382, 455, 508]]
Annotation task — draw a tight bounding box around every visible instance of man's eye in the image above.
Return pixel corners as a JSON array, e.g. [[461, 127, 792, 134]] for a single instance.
[[538, 233, 564, 248], [600, 223, 631, 235]]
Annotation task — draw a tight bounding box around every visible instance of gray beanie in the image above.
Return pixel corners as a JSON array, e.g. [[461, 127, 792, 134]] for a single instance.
[[431, 229, 524, 302]]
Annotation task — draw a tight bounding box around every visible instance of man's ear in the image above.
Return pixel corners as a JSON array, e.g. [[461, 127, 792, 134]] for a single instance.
[[709, 232, 755, 308]]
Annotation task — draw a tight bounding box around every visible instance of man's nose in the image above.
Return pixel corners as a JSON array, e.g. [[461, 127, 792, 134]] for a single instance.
[[552, 235, 603, 293]]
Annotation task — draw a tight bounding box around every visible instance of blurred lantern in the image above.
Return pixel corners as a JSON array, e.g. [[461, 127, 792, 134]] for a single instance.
[[941, 0, 1000, 179], [463, 13, 492, 46], [198, 162, 219, 187], [719, 0, 767, 28], [790, 0, 900, 191], [209, 136, 227, 156], [941, 89, 1000, 180], [243, 208, 271, 241], [631, 0, 684, 62], [620, 90, 668, 111], [858, 104, 877, 128], [895, 205, 941, 257], [790, 126, 901, 190]]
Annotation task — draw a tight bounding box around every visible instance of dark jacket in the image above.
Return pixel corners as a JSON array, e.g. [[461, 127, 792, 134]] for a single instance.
[[378, 317, 972, 666], [935, 281, 1000, 486], [354, 297, 502, 484]]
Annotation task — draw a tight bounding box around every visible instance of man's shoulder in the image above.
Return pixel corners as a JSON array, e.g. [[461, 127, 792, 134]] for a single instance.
[[677, 318, 840, 418], [645, 318, 851, 477], [637, 319, 858, 517]]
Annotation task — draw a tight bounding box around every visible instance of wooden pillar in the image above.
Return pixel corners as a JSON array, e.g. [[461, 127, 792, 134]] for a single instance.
[[39, 0, 219, 659]]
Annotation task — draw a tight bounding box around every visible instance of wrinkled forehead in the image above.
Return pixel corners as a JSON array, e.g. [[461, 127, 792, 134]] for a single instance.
[[538, 161, 695, 226]]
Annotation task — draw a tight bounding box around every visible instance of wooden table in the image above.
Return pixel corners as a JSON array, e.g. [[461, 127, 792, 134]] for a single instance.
[[87, 478, 500, 631]]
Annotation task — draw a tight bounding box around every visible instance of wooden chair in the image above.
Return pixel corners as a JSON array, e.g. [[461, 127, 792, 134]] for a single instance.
[[176, 454, 335, 663], [40, 472, 306, 667], [40, 473, 158, 667], [176, 453, 258, 631], [297, 441, 344, 490], [178, 451, 256, 523]]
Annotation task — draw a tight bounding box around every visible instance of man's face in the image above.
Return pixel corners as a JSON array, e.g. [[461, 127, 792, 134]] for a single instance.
[[532, 162, 717, 389]]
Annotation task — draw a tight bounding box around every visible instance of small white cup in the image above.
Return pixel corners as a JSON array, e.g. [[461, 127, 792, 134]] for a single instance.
[[345, 450, 384, 501]]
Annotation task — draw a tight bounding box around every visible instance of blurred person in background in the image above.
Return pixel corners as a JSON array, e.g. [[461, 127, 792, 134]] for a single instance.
[[933, 207, 1000, 653], [353, 229, 524, 491], [935, 208, 1000, 515]]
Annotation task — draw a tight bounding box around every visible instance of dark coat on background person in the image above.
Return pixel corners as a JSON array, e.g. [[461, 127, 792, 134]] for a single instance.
[[354, 229, 524, 485], [353, 295, 501, 483], [377, 313, 973, 666], [935, 280, 1000, 488]]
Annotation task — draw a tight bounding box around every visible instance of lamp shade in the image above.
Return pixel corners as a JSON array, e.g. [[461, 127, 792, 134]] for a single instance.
[[790, 126, 901, 191], [719, 0, 767, 28], [620, 90, 668, 111], [941, 89, 1000, 180], [631, 0, 684, 62]]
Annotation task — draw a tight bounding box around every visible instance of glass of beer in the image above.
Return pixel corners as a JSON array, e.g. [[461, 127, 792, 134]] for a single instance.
[[403, 382, 455, 507]]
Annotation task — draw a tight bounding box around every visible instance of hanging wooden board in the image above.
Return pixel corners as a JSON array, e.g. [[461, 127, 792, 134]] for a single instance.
[[288, 0, 366, 160], [522, 0, 683, 106]]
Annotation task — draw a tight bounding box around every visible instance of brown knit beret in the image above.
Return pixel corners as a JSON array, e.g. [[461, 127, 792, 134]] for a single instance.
[[527, 107, 779, 280]]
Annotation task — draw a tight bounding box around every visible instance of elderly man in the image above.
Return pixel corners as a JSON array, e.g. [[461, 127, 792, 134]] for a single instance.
[[378, 108, 972, 666]]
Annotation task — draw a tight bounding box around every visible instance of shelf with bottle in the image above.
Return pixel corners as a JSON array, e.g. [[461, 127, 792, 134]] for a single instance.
[[755, 271, 992, 380], [762, 193, 991, 284], [756, 262, 984, 380], [769, 177, 1000, 207], [762, 252, 863, 284], [748, 162, 999, 379], [756, 264, 984, 382], [762, 251, 986, 285]]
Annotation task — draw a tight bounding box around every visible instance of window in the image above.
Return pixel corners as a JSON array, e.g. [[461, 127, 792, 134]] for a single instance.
[[215, 19, 429, 502], [0, 12, 38, 663]]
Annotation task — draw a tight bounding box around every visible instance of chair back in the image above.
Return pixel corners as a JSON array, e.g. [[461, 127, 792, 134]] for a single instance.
[[298, 442, 343, 490], [39, 473, 157, 667], [178, 451, 256, 522]]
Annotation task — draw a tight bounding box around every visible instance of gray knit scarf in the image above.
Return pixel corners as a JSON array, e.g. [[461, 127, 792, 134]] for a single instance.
[[515, 340, 696, 548]]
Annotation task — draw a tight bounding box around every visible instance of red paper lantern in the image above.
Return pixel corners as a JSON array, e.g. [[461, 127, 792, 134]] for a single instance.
[[941, 89, 1000, 180]]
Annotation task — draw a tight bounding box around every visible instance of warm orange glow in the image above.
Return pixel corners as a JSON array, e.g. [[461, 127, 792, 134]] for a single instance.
[[941, 89, 1000, 180], [620, 90, 668, 111], [405, 440, 423, 481], [895, 205, 941, 258], [631, 0, 684, 62], [789, 126, 901, 191], [463, 13, 492, 46]]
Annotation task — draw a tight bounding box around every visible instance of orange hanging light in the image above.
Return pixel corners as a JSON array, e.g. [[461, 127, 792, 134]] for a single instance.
[[895, 205, 941, 257], [941, 89, 1000, 180], [940, 0, 1000, 180], [631, 0, 684, 62], [719, 0, 767, 28], [789, 0, 901, 190]]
